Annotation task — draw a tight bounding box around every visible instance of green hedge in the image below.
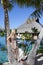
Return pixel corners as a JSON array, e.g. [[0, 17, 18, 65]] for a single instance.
[[37, 49, 43, 54]]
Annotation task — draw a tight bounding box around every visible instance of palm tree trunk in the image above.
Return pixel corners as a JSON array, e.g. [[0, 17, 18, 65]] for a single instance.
[[4, 7, 12, 63], [4, 8, 10, 38], [26, 28, 43, 65]]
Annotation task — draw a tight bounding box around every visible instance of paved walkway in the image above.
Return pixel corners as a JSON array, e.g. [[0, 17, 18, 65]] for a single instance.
[[35, 54, 43, 65], [3, 54, 43, 65]]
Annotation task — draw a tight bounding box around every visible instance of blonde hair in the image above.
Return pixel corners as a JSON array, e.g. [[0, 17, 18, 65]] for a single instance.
[[7, 29, 16, 41], [12, 29, 16, 33], [10, 29, 16, 36]]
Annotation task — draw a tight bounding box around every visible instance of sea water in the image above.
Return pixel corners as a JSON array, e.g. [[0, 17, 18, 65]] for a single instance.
[[0, 51, 8, 63], [0, 36, 6, 46], [0, 36, 8, 63]]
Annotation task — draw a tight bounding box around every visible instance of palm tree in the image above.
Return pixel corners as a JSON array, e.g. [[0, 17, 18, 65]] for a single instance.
[[0, 0, 14, 39], [15, 0, 43, 18], [0, 0, 15, 64]]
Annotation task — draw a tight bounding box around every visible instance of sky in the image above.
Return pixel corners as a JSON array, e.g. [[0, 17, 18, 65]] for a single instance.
[[0, 4, 43, 29]]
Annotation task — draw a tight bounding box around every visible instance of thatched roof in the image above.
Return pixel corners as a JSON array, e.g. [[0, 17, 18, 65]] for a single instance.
[[17, 18, 42, 33]]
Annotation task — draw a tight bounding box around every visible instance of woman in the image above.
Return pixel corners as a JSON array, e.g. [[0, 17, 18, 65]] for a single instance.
[[7, 29, 27, 63], [7, 29, 19, 60]]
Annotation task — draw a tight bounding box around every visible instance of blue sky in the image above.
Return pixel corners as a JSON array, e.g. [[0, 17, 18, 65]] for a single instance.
[[0, 4, 43, 29]]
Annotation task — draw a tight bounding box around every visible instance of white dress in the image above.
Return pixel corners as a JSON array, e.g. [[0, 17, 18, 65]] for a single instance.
[[18, 48, 24, 61]]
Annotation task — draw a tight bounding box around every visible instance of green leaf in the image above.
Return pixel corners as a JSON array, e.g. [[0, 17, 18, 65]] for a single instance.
[[8, 3, 13, 10], [31, 9, 42, 18]]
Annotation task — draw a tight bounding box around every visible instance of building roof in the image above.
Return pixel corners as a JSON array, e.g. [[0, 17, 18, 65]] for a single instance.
[[17, 18, 42, 33]]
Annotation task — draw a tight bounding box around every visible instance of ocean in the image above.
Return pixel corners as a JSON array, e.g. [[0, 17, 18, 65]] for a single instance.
[[0, 37, 8, 63]]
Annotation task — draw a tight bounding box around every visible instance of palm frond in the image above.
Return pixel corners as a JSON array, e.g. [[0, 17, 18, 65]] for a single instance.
[[8, 3, 13, 10], [15, 0, 31, 7], [10, 0, 15, 4], [6, 0, 14, 10], [0, 0, 15, 10], [31, 9, 42, 18], [14, 0, 41, 8], [30, 0, 41, 8], [14, 0, 42, 17]]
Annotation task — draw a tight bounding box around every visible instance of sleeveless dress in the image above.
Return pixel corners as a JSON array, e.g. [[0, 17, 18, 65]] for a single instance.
[[10, 35, 19, 60]]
